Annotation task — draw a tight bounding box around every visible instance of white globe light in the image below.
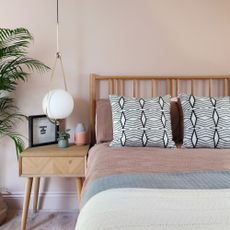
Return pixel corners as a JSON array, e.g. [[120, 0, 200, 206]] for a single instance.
[[42, 89, 74, 119]]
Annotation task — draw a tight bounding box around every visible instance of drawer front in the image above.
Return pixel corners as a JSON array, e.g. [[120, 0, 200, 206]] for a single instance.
[[21, 157, 85, 176]]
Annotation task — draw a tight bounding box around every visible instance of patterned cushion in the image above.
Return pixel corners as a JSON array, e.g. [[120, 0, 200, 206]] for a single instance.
[[109, 95, 175, 148], [180, 93, 230, 148], [95, 98, 183, 144]]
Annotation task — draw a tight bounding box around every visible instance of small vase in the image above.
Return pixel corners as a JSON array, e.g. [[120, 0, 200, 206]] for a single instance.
[[58, 139, 69, 148], [75, 123, 85, 133], [75, 131, 87, 146], [74, 122, 87, 145]]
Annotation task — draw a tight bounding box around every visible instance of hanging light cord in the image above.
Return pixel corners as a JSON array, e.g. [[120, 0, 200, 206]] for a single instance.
[[45, 0, 69, 124], [56, 0, 60, 55], [49, 0, 68, 92]]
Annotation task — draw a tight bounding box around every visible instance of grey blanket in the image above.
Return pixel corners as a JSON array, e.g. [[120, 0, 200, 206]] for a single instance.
[[82, 171, 230, 206]]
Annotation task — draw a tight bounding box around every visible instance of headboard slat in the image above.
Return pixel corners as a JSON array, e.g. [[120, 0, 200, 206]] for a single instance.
[[151, 80, 155, 97], [171, 79, 175, 97], [191, 79, 194, 94], [166, 79, 170, 95], [133, 80, 136, 97], [112, 79, 116, 94], [108, 79, 112, 94], [225, 78, 228, 96], [176, 79, 180, 95], [117, 79, 121, 95], [209, 79, 213, 97]]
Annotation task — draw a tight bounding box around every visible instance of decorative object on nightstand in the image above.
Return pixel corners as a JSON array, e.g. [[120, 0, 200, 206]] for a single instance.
[[19, 144, 89, 230], [57, 129, 70, 148], [42, 0, 74, 121], [74, 122, 87, 146], [28, 115, 59, 147]]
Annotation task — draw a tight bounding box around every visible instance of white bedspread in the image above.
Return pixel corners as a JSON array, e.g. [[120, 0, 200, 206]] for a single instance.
[[75, 188, 230, 230]]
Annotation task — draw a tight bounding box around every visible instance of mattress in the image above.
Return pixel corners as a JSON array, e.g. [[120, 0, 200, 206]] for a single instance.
[[75, 143, 230, 229]]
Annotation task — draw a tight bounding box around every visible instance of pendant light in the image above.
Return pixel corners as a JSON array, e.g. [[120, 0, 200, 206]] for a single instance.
[[42, 0, 74, 120]]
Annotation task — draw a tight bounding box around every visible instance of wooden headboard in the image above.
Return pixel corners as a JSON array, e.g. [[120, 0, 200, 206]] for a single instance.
[[90, 73, 230, 144]]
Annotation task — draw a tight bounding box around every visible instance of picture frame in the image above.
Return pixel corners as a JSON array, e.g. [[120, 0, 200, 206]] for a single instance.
[[28, 115, 59, 147]]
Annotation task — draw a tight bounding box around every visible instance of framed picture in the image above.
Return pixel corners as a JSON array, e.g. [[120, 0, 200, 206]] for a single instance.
[[28, 115, 59, 147]]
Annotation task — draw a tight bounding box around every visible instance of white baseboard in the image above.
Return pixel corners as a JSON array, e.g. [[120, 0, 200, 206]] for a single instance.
[[2, 192, 79, 211]]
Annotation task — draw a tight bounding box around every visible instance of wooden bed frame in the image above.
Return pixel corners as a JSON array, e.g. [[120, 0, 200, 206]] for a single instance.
[[90, 73, 230, 143]]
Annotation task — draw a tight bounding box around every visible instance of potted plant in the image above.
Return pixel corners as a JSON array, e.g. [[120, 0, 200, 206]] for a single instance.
[[0, 27, 49, 158], [0, 193, 7, 226], [57, 129, 70, 148], [0, 28, 49, 224]]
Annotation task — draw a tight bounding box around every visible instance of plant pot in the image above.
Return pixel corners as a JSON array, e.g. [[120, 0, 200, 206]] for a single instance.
[[58, 139, 69, 148], [0, 193, 7, 225]]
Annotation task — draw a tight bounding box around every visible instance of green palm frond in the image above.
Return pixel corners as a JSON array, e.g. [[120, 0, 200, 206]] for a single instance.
[[1, 56, 49, 74], [9, 134, 25, 159], [0, 97, 26, 158], [0, 27, 50, 91], [0, 56, 48, 91], [0, 97, 25, 128], [0, 28, 32, 57], [0, 27, 49, 158]]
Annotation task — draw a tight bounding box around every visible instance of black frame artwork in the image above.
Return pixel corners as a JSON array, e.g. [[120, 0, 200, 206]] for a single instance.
[[28, 115, 59, 147]]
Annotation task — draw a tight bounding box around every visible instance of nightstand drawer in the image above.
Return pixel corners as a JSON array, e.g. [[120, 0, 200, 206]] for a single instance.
[[21, 157, 85, 176]]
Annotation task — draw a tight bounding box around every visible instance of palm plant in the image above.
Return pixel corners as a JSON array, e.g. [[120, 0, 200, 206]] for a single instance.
[[0, 97, 24, 158], [0, 27, 49, 158], [0, 28, 49, 91]]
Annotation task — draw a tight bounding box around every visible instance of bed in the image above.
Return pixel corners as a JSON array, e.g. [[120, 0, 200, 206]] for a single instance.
[[75, 74, 230, 230]]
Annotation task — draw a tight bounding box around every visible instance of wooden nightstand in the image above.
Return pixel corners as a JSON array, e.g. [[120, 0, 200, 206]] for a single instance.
[[19, 144, 89, 230]]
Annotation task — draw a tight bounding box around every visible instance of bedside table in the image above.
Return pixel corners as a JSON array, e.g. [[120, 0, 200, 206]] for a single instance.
[[19, 144, 89, 230]]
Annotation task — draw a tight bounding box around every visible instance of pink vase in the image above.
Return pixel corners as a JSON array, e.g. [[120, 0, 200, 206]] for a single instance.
[[74, 131, 87, 146]]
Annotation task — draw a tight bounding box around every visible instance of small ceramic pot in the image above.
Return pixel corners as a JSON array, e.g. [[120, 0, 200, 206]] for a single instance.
[[75, 123, 85, 132], [74, 122, 87, 145], [74, 131, 87, 146], [58, 139, 69, 148]]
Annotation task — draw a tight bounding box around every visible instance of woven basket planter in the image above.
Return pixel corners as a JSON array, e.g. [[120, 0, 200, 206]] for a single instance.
[[0, 194, 7, 225]]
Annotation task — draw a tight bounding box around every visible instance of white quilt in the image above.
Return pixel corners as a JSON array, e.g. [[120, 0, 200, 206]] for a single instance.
[[75, 188, 230, 230]]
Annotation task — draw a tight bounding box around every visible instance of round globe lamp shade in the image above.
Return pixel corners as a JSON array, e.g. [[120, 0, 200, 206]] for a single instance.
[[42, 89, 74, 119]]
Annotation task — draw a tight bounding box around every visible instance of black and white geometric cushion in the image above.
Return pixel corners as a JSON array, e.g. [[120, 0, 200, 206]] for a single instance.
[[109, 95, 175, 148], [180, 93, 230, 148]]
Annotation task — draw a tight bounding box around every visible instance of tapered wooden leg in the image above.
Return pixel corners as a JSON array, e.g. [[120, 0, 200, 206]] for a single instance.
[[33, 177, 40, 213], [76, 177, 83, 205], [21, 177, 33, 230]]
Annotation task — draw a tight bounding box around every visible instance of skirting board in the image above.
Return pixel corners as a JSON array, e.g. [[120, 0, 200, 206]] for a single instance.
[[2, 192, 79, 211]]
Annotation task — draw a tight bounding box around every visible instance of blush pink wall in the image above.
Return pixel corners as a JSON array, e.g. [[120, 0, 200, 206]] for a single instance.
[[0, 0, 230, 209]]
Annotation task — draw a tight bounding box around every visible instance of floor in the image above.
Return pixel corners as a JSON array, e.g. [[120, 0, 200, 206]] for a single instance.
[[0, 210, 79, 230]]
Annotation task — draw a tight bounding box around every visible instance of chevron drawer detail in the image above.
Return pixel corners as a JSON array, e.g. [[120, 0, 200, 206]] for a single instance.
[[19, 144, 89, 177], [21, 157, 85, 176]]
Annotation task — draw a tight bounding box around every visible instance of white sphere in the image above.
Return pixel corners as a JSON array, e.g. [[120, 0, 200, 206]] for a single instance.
[[42, 89, 74, 119]]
